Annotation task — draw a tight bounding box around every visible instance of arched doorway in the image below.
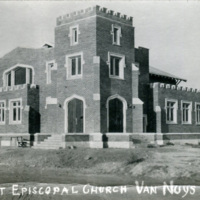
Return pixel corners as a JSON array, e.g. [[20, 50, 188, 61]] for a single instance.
[[109, 98, 123, 132], [68, 98, 83, 133], [64, 95, 85, 133], [107, 95, 127, 133]]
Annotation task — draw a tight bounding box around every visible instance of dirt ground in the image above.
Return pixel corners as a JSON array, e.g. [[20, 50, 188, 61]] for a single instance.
[[0, 144, 200, 199], [0, 144, 200, 186]]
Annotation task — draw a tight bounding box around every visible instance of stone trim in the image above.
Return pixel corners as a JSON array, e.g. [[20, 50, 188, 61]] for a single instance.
[[8, 98, 23, 125], [106, 94, 127, 133], [63, 94, 86, 133], [2, 64, 35, 87]]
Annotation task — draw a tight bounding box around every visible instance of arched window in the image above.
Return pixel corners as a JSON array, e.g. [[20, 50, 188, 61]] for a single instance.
[[3, 64, 34, 87]]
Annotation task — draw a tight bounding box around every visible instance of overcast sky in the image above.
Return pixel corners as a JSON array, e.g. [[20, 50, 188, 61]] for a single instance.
[[0, 1, 200, 88]]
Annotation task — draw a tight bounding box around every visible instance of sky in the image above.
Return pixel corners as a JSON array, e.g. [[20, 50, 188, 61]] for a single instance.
[[0, 1, 200, 88]]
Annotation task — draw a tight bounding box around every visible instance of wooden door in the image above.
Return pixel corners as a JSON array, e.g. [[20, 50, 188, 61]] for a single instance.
[[68, 99, 83, 133], [109, 98, 123, 132]]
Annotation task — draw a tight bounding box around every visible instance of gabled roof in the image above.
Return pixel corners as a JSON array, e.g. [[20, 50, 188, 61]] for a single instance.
[[149, 66, 187, 82]]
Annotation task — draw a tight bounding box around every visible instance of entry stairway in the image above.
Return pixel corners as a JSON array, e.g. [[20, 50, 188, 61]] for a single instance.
[[32, 135, 63, 149]]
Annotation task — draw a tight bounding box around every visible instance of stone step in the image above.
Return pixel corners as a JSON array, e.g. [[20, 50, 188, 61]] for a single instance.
[[33, 135, 63, 149], [34, 143, 62, 146], [42, 138, 62, 141], [36, 144, 61, 146], [33, 147, 61, 149], [38, 141, 61, 143], [38, 140, 62, 144]]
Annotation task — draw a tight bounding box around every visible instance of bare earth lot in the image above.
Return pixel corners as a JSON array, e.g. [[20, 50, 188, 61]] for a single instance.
[[0, 145, 200, 199]]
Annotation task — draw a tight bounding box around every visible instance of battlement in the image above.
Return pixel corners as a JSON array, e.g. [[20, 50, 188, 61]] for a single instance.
[[56, 5, 133, 26], [151, 83, 200, 93]]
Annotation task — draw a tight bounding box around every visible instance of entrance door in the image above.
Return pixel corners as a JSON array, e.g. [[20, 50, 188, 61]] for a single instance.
[[68, 98, 83, 133], [108, 98, 123, 132]]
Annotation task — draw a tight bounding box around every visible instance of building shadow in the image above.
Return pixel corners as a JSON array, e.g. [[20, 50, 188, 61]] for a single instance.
[[102, 134, 108, 148]]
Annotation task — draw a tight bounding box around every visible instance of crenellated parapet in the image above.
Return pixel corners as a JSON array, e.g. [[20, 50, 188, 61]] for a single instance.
[[0, 84, 38, 93], [56, 5, 133, 26], [150, 83, 200, 93]]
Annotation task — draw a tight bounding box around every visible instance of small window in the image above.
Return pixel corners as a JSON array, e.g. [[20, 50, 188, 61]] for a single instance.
[[165, 99, 178, 124], [107, 52, 125, 79], [195, 103, 200, 124], [9, 99, 22, 124], [181, 101, 192, 124], [111, 25, 121, 45], [110, 56, 120, 76], [0, 101, 5, 124], [65, 52, 84, 80], [47, 63, 54, 84], [72, 28, 78, 44], [7, 72, 11, 86], [46, 60, 57, 84], [70, 56, 81, 77], [69, 25, 79, 46]]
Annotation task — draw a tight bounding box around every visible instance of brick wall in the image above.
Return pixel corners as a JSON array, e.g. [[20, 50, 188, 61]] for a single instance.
[[150, 83, 200, 133], [0, 84, 40, 133], [0, 47, 54, 134], [135, 47, 149, 118], [0, 87, 28, 133], [55, 15, 97, 134], [96, 15, 135, 133]]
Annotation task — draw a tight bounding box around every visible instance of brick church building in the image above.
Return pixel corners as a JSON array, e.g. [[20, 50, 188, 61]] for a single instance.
[[0, 6, 200, 148]]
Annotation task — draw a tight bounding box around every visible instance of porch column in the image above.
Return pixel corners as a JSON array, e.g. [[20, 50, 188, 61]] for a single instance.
[[155, 106, 161, 133]]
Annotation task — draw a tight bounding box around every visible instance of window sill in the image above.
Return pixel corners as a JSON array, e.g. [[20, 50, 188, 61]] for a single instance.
[[166, 122, 177, 125], [112, 43, 121, 47], [0, 123, 5, 125], [109, 75, 124, 80], [181, 122, 192, 125], [9, 122, 22, 125], [67, 75, 82, 80], [70, 43, 79, 46]]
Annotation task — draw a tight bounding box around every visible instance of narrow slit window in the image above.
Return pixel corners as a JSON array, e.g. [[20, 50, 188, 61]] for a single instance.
[[0, 102, 5, 124], [196, 104, 200, 124], [69, 56, 82, 77], [110, 56, 121, 77]]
